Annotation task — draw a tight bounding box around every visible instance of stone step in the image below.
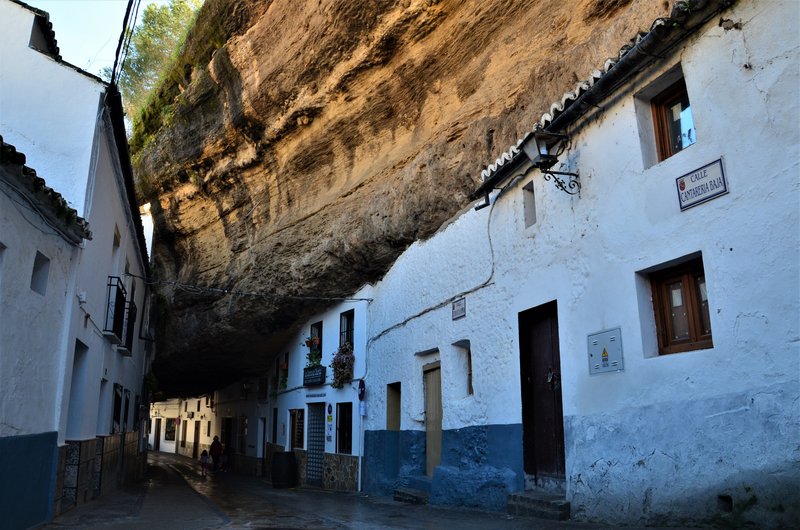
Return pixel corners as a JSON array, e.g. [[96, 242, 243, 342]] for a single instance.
[[507, 491, 570, 521], [394, 487, 429, 505]]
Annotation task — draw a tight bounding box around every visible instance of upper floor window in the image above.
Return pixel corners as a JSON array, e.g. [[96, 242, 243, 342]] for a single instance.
[[339, 309, 354, 346], [652, 77, 695, 161]]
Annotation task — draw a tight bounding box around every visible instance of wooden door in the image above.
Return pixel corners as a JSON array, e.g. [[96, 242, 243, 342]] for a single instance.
[[154, 418, 161, 451], [192, 421, 200, 459], [519, 301, 565, 478], [424, 362, 442, 477]]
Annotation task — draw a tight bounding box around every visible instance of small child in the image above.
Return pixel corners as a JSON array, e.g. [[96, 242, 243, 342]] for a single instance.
[[200, 449, 209, 477]]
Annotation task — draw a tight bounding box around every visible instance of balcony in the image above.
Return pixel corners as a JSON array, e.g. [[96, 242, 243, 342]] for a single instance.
[[103, 276, 127, 344], [117, 300, 137, 356]]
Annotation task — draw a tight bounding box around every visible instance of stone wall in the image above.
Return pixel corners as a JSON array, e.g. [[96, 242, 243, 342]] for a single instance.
[[63, 438, 97, 508], [323, 453, 358, 491]]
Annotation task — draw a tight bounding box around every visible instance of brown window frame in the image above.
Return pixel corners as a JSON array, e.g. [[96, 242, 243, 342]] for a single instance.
[[651, 78, 693, 162], [650, 258, 713, 355]]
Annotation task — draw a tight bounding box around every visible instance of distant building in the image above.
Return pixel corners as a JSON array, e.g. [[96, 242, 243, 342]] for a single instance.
[[0, 0, 153, 526], [150, 290, 371, 489], [361, 0, 798, 526]]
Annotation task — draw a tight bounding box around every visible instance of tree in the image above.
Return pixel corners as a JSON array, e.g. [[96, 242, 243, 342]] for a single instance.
[[103, 0, 202, 120]]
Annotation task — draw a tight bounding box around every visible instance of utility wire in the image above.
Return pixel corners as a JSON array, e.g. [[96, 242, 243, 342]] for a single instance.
[[109, 0, 135, 86], [123, 272, 373, 302]]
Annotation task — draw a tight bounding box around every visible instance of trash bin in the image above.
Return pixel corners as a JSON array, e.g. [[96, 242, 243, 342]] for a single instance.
[[271, 451, 296, 488]]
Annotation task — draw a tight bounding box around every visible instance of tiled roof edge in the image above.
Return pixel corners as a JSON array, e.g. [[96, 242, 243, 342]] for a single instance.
[[478, 0, 736, 186], [0, 134, 92, 245]]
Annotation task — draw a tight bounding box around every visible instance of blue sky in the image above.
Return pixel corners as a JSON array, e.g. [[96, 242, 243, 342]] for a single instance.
[[29, 0, 167, 77]]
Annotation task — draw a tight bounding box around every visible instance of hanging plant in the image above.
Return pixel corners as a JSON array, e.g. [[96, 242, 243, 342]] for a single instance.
[[330, 342, 354, 389]]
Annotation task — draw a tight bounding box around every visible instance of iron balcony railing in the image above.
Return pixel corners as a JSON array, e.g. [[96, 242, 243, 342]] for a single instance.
[[103, 276, 127, 344], [117, 300, 137, 356]]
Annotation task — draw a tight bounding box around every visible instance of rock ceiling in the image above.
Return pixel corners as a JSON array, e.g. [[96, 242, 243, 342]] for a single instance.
[[137, 0, 670, 396]]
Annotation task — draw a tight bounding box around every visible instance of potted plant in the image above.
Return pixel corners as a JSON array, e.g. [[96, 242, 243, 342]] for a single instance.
[[306, 347, 322, 368], [330, 342, 355, 389]]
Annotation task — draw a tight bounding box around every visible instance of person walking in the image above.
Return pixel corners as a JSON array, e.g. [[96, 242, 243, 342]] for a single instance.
[[200, 449, 209, 477], [209, 436, 222, 471]]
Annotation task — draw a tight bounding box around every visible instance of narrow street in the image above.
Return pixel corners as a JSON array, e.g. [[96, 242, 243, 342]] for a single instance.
[[42, 452, 615, 530]]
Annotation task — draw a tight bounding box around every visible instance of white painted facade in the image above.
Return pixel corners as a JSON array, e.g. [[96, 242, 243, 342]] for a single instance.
[[0, 0, 152, 446], [363, 0, 798, 525], [0, 160, 83, 439], [148, 398, 181, 454], [0, 1, 153, 525]]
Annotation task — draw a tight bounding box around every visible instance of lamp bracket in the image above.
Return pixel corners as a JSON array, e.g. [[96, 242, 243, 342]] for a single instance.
[[542, 170, 580, 195]]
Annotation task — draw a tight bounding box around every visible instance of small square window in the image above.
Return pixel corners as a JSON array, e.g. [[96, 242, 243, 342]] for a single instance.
[[651, 78, 696, 161], [650, 257, 712, 354]]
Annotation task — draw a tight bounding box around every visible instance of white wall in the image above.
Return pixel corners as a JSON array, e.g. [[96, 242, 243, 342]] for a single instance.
[[363, 0, 798, 523], [0, 176, 80, 437], [0, 1, 105, 216]]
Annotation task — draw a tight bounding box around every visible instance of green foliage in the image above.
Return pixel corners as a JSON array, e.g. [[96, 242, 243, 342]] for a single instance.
[[103, 0, 202, 123]]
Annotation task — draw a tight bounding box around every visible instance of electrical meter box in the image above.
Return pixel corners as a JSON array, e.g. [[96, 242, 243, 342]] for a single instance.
[[588, 327, 624, 375]]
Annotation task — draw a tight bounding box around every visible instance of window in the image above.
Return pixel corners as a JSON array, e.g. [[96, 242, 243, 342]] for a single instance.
[[207, 421, 211, 437], [310, 320, 323, 351], [522, 181, 537, 228], [650, 257, 712, 354], [339, 309, 354, 346], [271, 408, 278, 443], [289, 409, 304, 449], [165, 418, 177, 441], [197, 400, 200, 412], [181, 420, 187, 447], [336, 402, 353, 454], [30, 251, 50, 295], [652, 77, 696, 161]]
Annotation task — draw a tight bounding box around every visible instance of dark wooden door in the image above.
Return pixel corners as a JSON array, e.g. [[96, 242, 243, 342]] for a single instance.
[[154, 418, 161, 451], [192, 421, 200, 459], [519, 301, 565, 478]]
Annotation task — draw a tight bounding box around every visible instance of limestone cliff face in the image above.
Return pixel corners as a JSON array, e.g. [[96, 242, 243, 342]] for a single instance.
[[139, 0, 670, 395]]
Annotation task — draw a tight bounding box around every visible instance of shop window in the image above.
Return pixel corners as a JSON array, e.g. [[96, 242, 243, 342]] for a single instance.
[[339, 310, 354, 346], [337, 402, 353, 455], [290, 409, 304, 449], [649, 256, 712, 354], [165, 418, 176, 441]]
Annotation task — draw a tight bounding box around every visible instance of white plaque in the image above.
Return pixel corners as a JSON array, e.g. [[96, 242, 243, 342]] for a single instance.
[[676, 159, 728, 211], [452, 298, 466, 320]]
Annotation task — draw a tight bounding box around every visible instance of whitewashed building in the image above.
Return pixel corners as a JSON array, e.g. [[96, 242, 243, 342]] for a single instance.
[[148, 292, 371, 489], [0, 0, 153, 526], [260, 293, 371, 490], [0, 138, 91, 530], [362, 0, 799, 527]]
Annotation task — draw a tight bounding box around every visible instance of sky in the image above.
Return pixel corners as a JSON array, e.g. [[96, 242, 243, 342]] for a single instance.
[[28, 0, 169, 78]]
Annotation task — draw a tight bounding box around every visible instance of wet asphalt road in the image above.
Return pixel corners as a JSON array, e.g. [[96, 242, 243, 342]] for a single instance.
[[42, 452, 621, 529]]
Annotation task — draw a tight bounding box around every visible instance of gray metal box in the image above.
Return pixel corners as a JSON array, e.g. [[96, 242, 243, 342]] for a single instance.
[[588, 327, 624, 375]]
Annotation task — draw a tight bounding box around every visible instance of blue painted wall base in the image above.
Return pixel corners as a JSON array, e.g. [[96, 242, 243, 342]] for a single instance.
[[0, 431, 57, 529], [364, 424, 523, 511]]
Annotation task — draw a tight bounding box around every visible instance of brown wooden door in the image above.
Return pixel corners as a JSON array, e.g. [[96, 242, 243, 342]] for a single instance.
[[519, 301, 565, 478], [424, 362, 442, 477]]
